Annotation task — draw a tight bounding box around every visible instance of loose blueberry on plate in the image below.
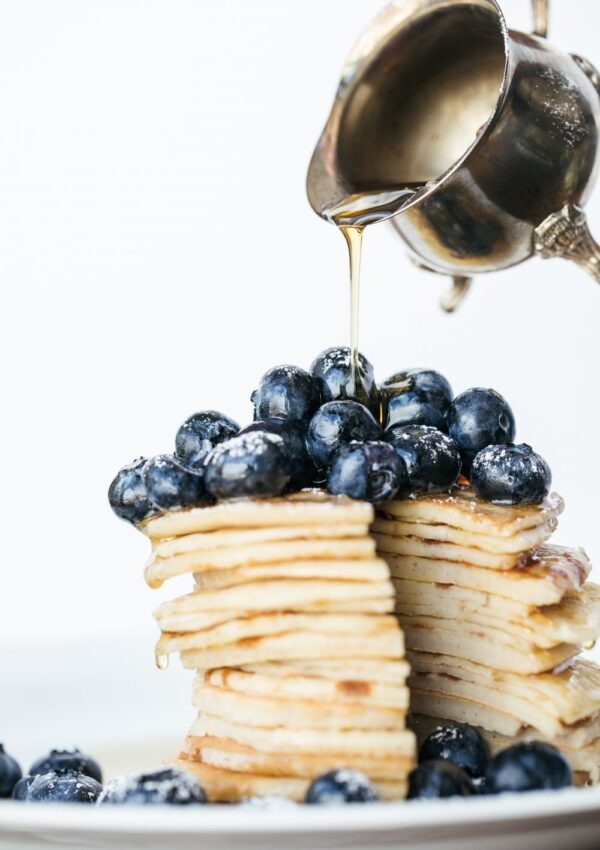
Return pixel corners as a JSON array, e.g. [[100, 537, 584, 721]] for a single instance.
[[11, 776, 34, 800], [419, 724, 489, 779], [251, 365, 322, 423], [384, 425, 461, 494], [240, 419, 315, 490], [143, 454, 207, 511], [98, 768, 206, 805], [407, 760, 475, 800], [205, 432, 292, 499], [0, 745, 22, 798], [305, 769, 378, 804], [380, 369, 453, 432], [26, 769, 103, 803], [447, 388, 515, 471], [484, 742, 572, 794], [108, 458, 153, 525], [175, 411, 240, 470], [310, 346, 379, 417], [307, 401, 381, 470], [328, 441, 406, 504], [29, 749, 102, 784], [471, 443, 551, 505]]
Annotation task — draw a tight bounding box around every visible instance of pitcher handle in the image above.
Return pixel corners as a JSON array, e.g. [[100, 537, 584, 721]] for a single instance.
[[532, 0, 548, 38], [534, 204, 600, 283]]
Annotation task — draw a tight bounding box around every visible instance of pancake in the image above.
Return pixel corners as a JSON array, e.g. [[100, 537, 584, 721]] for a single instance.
[[396, 585, 600, 649], [375, 533, 528, 570], [387, 545, 591, 607], [145, 537, 376, 586], [409, 654, 600, 727], [244, 658, 410, 685], [400, 615, 577, 673], [171, 756, 407, 802], [371, 516, 556, 554], [379, 490, 564, 536], [180, 628, 406, 669], [202, 666, 408, 708], [144, 491, 374, 539], [192, 682, 407, 729], [156, 612, 401, 655], [156, 597, 395, 633], [185, 735, 412, 780], [189, 713, 416, 757], [193, 558, 390, 590], [154, 523, 370, 559], [154, 578, 394, 620]]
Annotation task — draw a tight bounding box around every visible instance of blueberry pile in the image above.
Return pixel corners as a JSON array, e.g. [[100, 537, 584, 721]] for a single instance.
[[108, 346, 552, 525], [408, 723, 572, 799]]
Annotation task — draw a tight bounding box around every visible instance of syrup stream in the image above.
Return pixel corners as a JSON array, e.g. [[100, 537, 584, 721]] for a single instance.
[[325, 184, 421, 402], [339, 224, 363, 394]]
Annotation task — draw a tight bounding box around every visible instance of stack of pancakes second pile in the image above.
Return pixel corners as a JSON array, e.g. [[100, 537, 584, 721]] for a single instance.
[[143, 492, 415, 802], [373, 488, 600, 786]]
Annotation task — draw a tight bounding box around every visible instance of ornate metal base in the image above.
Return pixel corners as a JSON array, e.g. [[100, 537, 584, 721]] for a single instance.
[[534, 204, 600, 283]]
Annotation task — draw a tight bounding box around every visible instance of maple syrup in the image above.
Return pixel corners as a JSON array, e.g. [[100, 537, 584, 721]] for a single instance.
[[323, 184, 423, 411], [155, 651, 169, 671]]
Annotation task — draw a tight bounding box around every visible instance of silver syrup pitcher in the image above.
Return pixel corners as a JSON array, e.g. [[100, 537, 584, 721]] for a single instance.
[[307, 0, 600, 310]]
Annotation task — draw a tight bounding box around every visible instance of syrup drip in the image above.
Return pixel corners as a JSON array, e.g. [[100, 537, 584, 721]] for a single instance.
[[155, 651, 169, 671]]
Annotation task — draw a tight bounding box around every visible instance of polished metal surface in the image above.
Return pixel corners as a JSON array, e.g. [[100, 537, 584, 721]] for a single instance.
[[307, 0, 600, 292]]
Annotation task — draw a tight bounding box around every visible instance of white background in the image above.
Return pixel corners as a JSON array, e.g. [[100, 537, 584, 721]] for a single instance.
[[1, 0, 599, 661]]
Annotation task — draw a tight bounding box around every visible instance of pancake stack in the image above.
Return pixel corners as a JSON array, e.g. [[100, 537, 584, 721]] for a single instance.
[[373, 488, 600, 786], [142, 492, 416, 802]]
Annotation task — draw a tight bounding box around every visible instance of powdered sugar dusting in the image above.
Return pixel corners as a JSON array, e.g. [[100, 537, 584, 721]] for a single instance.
[[98, 768, 204, 805], [333, 768, 378, 801]]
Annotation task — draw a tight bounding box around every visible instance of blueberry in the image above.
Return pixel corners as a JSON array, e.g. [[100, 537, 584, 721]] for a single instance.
[[471, 443, 551, 505], [328, 441, 406, 504], [108, 458, 153, 525], [384, 425, 461, 494], [485, 742, 571, 794], [407, 761, 475, 799], [251, 365, 322, 423], [447, 388, 515, 471], [386, 368, 453, 400], [26, 769, 102, 803], [29, 749, 102, 784], [99, 767, 207, 805], [305, 769, 378, 804], [205, 432, 292, 500], [307, 401, 381, 470], [143, 454, 207, 511], [310, 346, 379, 417], [175, 411, 240, 470], [240, 419, 315, 490], [0, 745, 22, 798], [419, 724, 489, 779], [381, 369, 453, 432], [12, 776, 34, 800]]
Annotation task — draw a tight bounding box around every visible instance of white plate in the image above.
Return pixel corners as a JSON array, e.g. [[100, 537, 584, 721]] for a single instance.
[[2, 785, 600, 850], [3, 639, 600, 850]]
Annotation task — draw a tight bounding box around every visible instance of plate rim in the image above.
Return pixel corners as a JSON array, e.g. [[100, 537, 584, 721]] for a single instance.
[[2, 785, 600, 836]]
